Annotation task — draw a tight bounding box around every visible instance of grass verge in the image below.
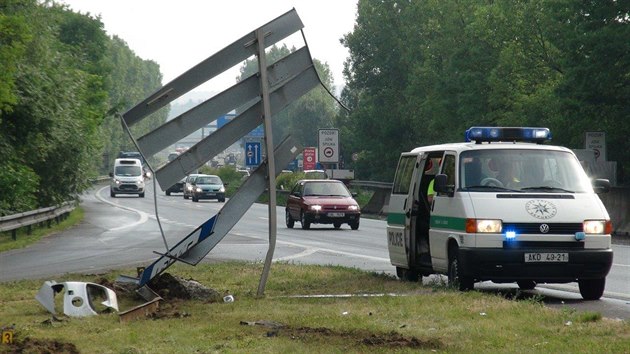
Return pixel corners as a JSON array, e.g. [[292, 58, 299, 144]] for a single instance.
[[1, 262, 628, 353]]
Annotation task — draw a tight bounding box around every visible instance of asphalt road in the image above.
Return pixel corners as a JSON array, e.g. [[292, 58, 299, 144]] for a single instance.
[[1, 181, 629, 320]]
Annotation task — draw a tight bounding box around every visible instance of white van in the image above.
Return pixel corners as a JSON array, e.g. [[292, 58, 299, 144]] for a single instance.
[[387, 127, 613, 300], [109, 158, 146, 198]]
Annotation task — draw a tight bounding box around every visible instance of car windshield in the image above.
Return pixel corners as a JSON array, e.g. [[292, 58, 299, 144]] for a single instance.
[[196, 176, 222, 185], [115, 165, 142, 177], [303, 182, 351, 197], [459, 149, 593, 193]]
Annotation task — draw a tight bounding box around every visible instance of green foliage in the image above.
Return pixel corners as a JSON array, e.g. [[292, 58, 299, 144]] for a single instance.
[[0, 2, 167, 213], [342, 0, 630, 183]]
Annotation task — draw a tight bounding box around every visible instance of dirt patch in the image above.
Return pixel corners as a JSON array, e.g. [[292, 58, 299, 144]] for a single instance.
[[241, 321, 443, 350], [2, 335, 79, 354], [147, 273, 222, 302]]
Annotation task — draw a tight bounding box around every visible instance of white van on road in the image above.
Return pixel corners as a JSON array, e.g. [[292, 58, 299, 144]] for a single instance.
[[387, 127, 613, 300], [109, 158, 146, 198]]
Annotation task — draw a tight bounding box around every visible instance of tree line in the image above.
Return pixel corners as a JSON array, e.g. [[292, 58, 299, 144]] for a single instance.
[[1, 0, 628, 215], [0, 0, 166, 215], [339, 0, 629, 183]]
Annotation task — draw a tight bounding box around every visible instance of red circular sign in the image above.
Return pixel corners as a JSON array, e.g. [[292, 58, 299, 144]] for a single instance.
[[324, 147, 334, 158]]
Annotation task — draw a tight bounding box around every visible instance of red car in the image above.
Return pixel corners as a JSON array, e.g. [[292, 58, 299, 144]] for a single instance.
[[286, 179, 361, 230]]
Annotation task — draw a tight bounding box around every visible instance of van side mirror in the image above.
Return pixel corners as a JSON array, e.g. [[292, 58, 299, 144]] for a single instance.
[[434, 174, 454, 197], [593, 179, 610, 194]]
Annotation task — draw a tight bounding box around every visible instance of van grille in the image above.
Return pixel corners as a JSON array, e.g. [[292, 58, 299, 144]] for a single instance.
[[503, 223, 582, 235]]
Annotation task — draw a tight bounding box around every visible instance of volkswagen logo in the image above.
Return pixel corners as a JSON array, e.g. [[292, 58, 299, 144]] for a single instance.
[[539, 224, 550, 233]]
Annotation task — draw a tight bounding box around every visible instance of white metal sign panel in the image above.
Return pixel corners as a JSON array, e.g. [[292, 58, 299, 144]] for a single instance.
[[318, 129, 339, 163], [585, 131, 606, 161]]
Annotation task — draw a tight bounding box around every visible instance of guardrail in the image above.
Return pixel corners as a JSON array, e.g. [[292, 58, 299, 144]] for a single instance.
[[0, 202, 76, 240]]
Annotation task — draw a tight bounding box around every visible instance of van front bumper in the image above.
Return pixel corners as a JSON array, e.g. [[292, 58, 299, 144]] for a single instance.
[[458, 247, 613, 283]]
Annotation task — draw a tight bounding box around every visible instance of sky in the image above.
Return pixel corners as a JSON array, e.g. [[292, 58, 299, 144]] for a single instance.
[[60, 0, 358, 101]]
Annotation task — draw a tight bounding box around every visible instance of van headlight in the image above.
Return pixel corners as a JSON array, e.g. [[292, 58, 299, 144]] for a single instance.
[[583, 220, 612, 234], [466, 219, 502, 233]]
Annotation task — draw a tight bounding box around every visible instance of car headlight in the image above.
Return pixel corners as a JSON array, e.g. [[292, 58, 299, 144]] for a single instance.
[[310, 205, 322, 211], [466, 219, 502, 233], [219, 186, 225, 193], [348, 205, 359, 211], [195, 187, 202, 193], [583, 220, 611, 234]]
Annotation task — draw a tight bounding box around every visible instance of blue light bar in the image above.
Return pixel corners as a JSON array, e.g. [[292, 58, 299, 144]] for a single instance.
[[465, 127, 551, 144]]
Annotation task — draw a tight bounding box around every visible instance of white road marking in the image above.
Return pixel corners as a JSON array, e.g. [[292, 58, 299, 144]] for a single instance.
[[96, 186, 150, 231]]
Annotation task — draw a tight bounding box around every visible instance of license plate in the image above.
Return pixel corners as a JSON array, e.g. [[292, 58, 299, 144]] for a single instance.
[[328, 212, 345, 217], [524, 253, 569, 263]]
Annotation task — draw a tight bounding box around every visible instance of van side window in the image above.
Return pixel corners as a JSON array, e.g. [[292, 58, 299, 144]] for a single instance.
[[392, 155, 416, 194], [440, 154, 456, 192]]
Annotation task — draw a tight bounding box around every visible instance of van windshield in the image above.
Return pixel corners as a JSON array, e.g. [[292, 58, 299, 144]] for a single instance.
[[459, 149, 593, 193], [115, 165, 142, 177]]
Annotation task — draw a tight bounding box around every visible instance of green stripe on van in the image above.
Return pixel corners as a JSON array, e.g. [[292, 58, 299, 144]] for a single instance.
[[430, 215, 467, 231], [387, 212, 406, 226]]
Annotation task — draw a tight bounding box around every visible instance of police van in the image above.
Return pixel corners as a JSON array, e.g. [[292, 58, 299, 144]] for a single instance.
[[386, 127, 613, 300]]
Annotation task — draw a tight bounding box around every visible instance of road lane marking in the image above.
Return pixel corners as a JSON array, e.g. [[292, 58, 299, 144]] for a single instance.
[[96, 186, 150, 231]]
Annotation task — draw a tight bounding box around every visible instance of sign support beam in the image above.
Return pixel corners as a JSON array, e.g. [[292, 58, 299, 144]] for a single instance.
[[256, 29, 277, 297]]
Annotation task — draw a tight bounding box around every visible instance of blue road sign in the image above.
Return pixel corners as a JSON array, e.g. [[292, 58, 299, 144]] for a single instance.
[[245, 142, 261, 167]]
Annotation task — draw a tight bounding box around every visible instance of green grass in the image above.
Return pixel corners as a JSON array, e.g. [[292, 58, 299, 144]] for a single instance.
[[0, 207, 84, 253], [1, 262, 629, 353]]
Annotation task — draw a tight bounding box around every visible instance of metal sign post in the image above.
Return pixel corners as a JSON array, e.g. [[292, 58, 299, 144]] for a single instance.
[[256, 28, 277, 297]]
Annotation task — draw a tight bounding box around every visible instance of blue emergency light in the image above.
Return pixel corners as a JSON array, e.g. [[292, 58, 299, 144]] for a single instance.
[[465, 127, 551, 144]]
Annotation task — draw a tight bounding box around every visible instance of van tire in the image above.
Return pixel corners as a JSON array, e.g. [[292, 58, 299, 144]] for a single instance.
[[396, 267, 420, 282], [184, 194, 189, 200], [578, 278, 605, 300], [110, 190, 116, 198], [139, 193, 145, 198], [448, 251, 474, 291], [517, 280, 537, 290]]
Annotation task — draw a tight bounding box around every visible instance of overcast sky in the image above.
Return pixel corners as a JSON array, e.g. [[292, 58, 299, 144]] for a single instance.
[[60, 0, 358, 99]]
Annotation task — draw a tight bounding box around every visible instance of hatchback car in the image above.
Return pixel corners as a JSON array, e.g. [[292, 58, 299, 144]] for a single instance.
[[285, 179, 360, 230], [191, 175, 226, 202], [183, 174, 204, 199]]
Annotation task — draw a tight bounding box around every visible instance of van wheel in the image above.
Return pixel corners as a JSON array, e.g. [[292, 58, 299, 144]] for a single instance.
[[285, 210, 294, 228], [396, 267, 420, 282], [448, 250, 474, 291], [139, 193, 145, 198], [110, 190, 116, 198], [184, 194, 189, 200], [578, 278, 605, 300], [517, 280, 537, 290], [300, 211, 310, 230]]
